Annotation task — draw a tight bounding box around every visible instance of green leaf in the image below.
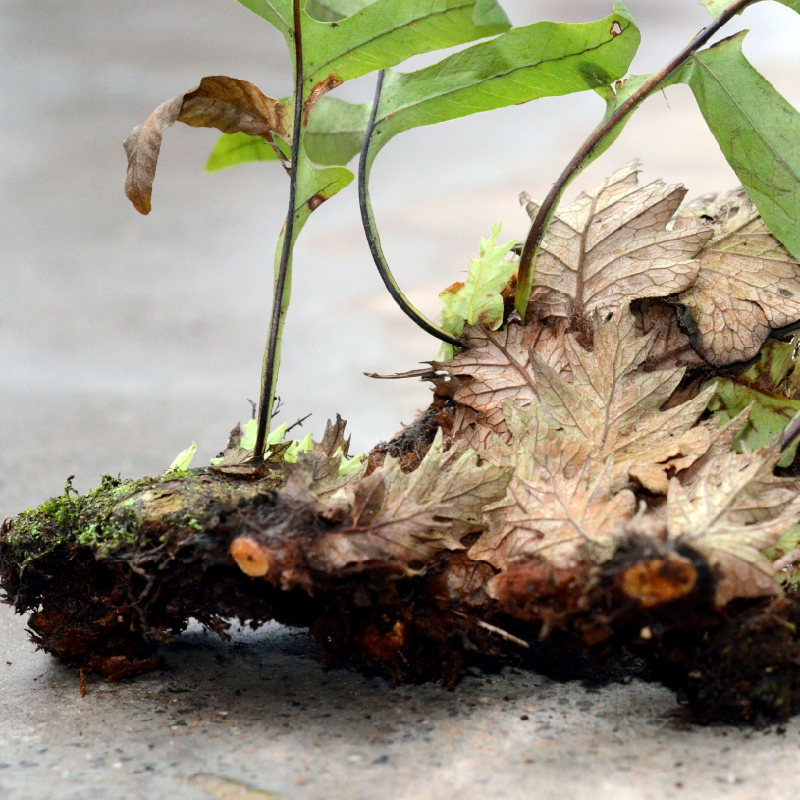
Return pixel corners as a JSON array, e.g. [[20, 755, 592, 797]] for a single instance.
[[305, 0, 375, 22], [235, 1, 510, 89], [302, 0, 511, 88], [337, 449, 365, 475], [359, 5, 639, 335], [700, 0, 800, 17], [302, 97, 371, 163], [206, 131, 279, 172], [436, 223, 517, 360], [207, 98, 370, 171], [684, 32, 800, 261], [234, 0, 293, 39], [289, 147, 354, 242], [706, 338, 800, 467], [166, 442, 197, 474], [284, 432, 314, 462], [369, 7, 640, 149]]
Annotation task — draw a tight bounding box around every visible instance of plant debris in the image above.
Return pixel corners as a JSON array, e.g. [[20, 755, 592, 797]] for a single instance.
[[6, 166, 800, 724]]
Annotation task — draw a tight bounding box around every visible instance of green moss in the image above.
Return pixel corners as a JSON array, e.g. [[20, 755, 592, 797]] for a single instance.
[[5, 473, 161, 560], [2, 467, 285, 565]]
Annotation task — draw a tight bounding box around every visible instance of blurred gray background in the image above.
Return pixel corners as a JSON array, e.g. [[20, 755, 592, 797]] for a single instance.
[[3, 2, 800, 798]]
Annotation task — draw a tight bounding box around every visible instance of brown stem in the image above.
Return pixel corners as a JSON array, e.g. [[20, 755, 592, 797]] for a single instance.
[[514, 0, 757, 316]]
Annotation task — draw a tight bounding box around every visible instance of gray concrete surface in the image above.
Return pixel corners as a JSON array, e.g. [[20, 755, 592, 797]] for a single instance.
[[4, 1, 800, 797]]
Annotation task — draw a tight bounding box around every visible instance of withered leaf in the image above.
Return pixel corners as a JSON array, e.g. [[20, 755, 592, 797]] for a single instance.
[[316, 413, 351, 458], [531, 308, 714, 493], [522, 162, 711, 323], [289, 449, 366, 503], [667, 444, 800, 606], [469, 405, 635, 569], [677, 188, 800, 365], [314, 432, 510, 571], [441, 318, 569, 448], [125, 76, 287, 214], [632, 299, 705, 369]]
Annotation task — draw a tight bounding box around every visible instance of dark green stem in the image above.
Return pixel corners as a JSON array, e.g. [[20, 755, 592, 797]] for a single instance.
[[358, 70, 462, 348], [514, 0, 757, 316], [254, 0, 305, 460]]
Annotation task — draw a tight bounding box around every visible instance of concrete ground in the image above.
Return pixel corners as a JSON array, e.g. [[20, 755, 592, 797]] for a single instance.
[[3, 1, 800, 797]]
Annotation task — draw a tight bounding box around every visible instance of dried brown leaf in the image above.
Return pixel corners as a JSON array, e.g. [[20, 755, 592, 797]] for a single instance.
[[469, 405, 635, 569], [632, 299, 705, 369], [531, 308, 714, 493], [316, 414, 351, 458], [314, 432, 510, 571], [290, 451, 366, 503], [441, 319, 570, 448], [522, 162, 711, 323], [677, 188, 800, 365], [124, 76, 286, 214], [667, 444, 800, 606]]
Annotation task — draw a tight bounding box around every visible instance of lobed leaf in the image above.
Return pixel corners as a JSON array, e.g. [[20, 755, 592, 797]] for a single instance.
[[436, 223, 517, 360], [667, 444, 800, 606], [676, 188, 800, 365], [441, 318, 570, 448], [470, 405, 635, 570], [314, 431, 510, 569], [521, 162, 712, 323], [530, 308, 714, 494]]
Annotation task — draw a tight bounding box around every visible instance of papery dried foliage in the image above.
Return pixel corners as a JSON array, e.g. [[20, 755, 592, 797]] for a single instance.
[[521, 162, 712, 324], [633, 299, 705, 369], [125, 76, 287, 214], [436, 168, 800, 608], [530, 309, 713, 494], [469, 404, 635, 569], [677, 188, 800, 365], [310, 432, 510, 571], [441, 319, 569, 447], [667, 445, 800, 606]]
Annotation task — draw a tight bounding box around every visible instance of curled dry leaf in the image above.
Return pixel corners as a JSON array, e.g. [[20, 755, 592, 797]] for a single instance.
[[124, 76, 287, 214], [667, 444, 800, 606], [521, 162, 712, 324], [677, 188, 800, 365], [531, 308, 714, 494]]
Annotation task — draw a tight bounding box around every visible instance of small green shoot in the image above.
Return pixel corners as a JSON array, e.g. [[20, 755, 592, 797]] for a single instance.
[[166, 442, 197, 474], [284, 432, 314, 462], [435, 224, 517, 361]]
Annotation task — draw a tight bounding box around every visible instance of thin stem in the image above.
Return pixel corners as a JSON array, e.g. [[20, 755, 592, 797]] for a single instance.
[[781, 410, 800, 453], [358, 70, 462, 348], [254, 0, 305, 460], [514, 0, 757, 316]]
